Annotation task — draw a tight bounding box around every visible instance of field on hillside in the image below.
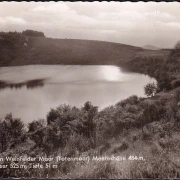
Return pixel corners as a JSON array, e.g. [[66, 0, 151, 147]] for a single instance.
[[0, 32, 169, 67]]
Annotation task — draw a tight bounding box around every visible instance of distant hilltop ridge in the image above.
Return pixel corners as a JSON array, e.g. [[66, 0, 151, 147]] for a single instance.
[[142, 45, 159, 50]]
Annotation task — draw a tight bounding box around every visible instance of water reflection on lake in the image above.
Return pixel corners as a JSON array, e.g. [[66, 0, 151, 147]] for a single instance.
[[0, 65, 155, 123]]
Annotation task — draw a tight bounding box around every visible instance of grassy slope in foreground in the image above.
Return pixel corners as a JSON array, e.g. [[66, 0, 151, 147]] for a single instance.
[[0, 33, 169, 67]]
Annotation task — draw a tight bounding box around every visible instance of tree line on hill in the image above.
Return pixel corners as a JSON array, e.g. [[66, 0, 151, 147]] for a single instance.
[[22, 30, 45, 37]]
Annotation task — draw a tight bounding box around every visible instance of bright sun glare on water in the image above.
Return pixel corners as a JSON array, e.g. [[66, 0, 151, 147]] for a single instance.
[[100, 65, 122, 81]]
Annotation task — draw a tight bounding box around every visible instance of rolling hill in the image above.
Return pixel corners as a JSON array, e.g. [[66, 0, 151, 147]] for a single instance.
[[0, 32, 169, 67], [142, 45, 159, 50]]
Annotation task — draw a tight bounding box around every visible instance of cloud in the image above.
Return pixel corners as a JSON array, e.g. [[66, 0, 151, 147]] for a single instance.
[[0, 2, 180, 48], [0, 16, 26, 26], [155, 21, 180, 30], [32, 3, 76, 15], [6, 17, 26, 24], [98, 11, 146, 22], [165, 22, 180, 29], [144, 11, 175, 20], [28, 2, 99, 30]]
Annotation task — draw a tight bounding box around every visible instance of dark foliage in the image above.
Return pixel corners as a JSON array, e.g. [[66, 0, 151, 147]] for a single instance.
[[0, 113, 24, 153], [22, 30, 45, 37]]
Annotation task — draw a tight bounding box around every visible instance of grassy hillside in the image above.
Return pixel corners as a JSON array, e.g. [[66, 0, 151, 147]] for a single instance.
[[0, 89, 180, 178], [0, 32, 169, 67]]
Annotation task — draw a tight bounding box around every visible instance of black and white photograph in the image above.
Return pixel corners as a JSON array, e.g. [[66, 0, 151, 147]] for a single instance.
[[0, 1, 180, 178]]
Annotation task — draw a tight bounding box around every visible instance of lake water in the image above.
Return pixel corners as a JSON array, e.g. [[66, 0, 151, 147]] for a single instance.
[[0, 65, 155, 123]]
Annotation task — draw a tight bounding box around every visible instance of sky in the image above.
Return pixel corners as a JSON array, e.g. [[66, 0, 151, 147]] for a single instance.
[[0, 2, 180, 48]]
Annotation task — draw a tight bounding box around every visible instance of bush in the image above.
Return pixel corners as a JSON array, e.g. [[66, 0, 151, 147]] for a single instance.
[[28, 119, 45, 132], [0, 113, 24, 152], [64, 133, 92, 155], [172, 79, 180, 88], [144, 82, 157, 97], [116, 95, 139, 107]]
